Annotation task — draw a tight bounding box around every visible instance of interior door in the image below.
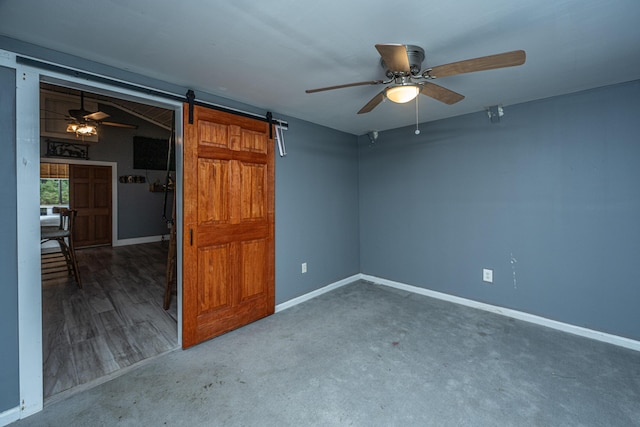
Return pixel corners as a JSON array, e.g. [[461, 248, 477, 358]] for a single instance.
[[182, 105, 275, 348], [69, 164, 112, 247]]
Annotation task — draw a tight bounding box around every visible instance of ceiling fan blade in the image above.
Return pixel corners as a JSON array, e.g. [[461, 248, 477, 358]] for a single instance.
[[357, 90, 386, 114], [40, 108, 69, 117], [42, 116, 74, 121], [375, 44, 411, 73], [420, 83, 465, 105], [100, 121, 138, 129], [68, 108, 90, 121], [427, 50, 526, 78], [306, 80, 385, 94], [84, 111, 110, 121]]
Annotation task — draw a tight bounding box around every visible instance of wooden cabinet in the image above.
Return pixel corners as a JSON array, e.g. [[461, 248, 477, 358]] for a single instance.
[[40, 90, 99, 143]]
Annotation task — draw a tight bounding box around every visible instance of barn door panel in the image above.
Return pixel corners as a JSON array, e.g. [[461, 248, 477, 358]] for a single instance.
[[182, 106, 274, 348]]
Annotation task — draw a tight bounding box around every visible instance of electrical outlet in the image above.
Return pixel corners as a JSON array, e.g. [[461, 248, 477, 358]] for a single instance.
[[301, 262, 307, 274], [483, 268, 493, 283]]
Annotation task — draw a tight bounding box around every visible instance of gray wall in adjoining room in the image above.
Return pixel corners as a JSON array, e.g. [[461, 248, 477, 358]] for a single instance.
[[358, 80, 640, 341], [88, 103, 174, 240], [275, 116, 360, 304], [41, 102, 173, 240], [0, 65, 19, 413]]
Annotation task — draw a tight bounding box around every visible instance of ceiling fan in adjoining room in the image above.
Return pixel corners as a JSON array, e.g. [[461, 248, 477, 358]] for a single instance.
[[66, 91, 138, 137], [306, 44, 526, 115], [46, 91, 138, 138]]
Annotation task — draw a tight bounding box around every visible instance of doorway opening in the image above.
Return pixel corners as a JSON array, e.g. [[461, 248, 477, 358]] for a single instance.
[[39, 82, 180, 401]]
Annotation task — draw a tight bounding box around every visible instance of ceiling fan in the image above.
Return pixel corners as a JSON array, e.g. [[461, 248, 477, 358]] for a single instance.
[[61, 91, 138, 137], [306, 44, 526, 114]]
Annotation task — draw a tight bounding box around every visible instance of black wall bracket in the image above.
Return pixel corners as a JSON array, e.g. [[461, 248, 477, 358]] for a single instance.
[[266, 111, 273, 139], [186, 90, 196, 124]]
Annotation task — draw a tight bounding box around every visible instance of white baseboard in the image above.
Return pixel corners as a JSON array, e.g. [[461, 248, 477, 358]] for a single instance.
[[113, 235, 167, 247], [275, 274, 360, 313], [0, 406, 20, 427], [360, 274, 640, 352]]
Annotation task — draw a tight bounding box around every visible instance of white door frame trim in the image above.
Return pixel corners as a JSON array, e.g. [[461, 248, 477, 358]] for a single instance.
[[6, 49, 184, 421]]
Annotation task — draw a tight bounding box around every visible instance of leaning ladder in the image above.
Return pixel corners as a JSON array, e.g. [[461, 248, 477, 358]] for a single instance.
[[163, 195, 177, 310]]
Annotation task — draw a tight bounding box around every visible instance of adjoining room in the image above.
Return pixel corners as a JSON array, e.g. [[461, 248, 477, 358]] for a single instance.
[[39, 84, 178, 401]]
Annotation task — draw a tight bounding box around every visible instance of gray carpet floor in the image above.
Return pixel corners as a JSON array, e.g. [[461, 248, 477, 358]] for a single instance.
[[13, 280, 640, 426]]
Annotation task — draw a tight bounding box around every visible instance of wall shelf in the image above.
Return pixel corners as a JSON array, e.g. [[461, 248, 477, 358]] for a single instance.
[[149, 182, 173, 192], [119, 175, 146, 184]]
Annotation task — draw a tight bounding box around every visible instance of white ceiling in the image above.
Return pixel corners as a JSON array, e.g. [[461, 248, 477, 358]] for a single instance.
[[1, 0, 639, 135]]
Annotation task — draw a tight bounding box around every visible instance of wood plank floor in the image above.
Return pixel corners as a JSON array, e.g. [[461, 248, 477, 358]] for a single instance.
[[42, 242, 178, 400]]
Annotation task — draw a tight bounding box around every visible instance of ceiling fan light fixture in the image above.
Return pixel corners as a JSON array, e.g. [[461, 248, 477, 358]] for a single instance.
[[67, 123, 97, 136], [385, 85, 420, 103]]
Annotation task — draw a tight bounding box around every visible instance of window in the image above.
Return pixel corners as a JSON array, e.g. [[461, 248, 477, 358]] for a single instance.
[[40, 163, 69, 215], [40, 178, 69, 206]]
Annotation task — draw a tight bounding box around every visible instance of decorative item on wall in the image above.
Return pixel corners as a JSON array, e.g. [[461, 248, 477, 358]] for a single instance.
[[45, 139, 89, 159], [119, 175, 146, 184], [149, 177, 174, 192]]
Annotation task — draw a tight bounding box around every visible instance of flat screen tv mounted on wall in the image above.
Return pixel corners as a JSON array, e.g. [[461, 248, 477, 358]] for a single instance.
[[133, 136, 175, 171]]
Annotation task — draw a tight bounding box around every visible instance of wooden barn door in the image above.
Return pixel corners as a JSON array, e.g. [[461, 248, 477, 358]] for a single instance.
[[182, 105, 275, 348], [69, 164, 112, 247]]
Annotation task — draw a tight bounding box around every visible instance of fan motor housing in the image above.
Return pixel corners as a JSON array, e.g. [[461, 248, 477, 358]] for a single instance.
[[380, 45, 425, 76]]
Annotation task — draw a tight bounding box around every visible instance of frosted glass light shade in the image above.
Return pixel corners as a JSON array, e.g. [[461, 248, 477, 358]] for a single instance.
[[385, 85, 420, 103], [67, 123, 97, 136]]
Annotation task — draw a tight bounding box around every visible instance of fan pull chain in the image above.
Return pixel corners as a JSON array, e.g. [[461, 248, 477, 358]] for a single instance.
[[415, 93, 421, 135]]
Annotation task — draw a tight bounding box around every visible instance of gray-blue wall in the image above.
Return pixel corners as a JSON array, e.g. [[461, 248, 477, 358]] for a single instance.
[[359, 80, 640, 341], [81, 103, 172, 240], [275, 116, 360, 303], [0, 65, 19, 413]]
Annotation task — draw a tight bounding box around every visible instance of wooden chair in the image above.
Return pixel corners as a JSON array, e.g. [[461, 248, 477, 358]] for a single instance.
[[41, 207, 82, 288]]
